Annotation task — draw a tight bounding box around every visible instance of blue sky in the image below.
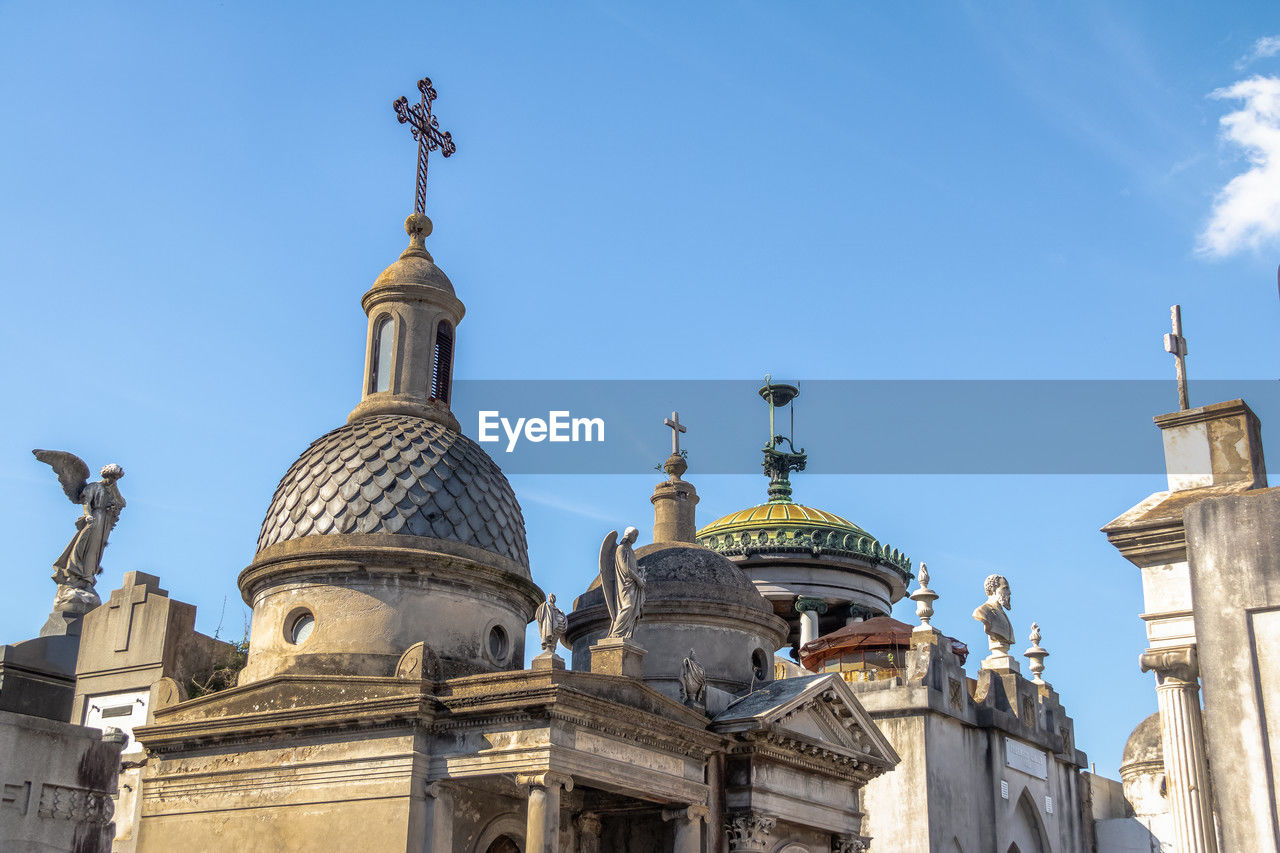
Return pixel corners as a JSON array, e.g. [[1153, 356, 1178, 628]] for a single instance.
[[3, 2, 1279, 778]]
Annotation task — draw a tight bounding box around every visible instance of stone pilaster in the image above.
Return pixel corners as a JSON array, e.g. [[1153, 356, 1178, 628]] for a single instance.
[[1139, 647, 1218, 853], [663, 804, 709, 853], [423, 781, 454, 851], [518, 772, 573, 853], [725, 810, 775, 853]]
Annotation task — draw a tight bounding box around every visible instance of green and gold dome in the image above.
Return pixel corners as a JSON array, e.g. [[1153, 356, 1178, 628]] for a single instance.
[[697, 502, 911, 577]]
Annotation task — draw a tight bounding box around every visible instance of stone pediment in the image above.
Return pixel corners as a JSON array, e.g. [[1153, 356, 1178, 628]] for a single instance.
[[710, 674, 898, 769]]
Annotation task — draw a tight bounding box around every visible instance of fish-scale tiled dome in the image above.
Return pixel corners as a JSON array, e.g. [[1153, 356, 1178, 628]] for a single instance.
[[257, 414, 528, 567]]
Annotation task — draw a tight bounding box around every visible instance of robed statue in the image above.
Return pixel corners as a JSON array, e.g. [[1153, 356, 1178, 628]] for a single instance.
[[680, 649, 707, 707], [34, 449, 126, 611], [598, 527, 645, 639], [535, 593, 568, 654]]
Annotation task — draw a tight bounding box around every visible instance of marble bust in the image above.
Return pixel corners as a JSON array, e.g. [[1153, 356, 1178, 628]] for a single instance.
[[972, 573, 1014, 654]]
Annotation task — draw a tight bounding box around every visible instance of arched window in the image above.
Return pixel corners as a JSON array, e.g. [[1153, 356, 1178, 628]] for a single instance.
[[370, 316, 394, 394], [431, 320, 454, 403]]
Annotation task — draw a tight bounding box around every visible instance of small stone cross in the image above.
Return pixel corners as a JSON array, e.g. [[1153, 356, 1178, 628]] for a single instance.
[[393, 77, 456, 217], [106, 582, 150, 652], [1164, 304, 1190, 411], [664, 411, 687, 455]]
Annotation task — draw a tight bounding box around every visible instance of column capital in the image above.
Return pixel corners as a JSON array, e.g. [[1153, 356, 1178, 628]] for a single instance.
[[424, 780, 455, 799], [515, 771, 574, 793], [575, 811, 602, 834], [795, 596, 828, 615], [663, 804, 710, 823], [726, 810, 776, 853], [833, 835, 868, 853], [1139, 645, 1198, 683]]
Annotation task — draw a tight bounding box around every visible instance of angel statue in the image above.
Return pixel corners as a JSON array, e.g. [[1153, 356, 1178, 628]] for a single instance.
[[680, 649, 707, 707], [535, 593, 569, 654], [598, 527, 645, 640], [33, 449, 126, 612]]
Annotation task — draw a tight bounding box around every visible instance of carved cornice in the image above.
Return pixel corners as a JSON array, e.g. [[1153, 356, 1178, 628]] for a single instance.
[[1139, 646, 1198, 684], [727, 731, 886, 785]]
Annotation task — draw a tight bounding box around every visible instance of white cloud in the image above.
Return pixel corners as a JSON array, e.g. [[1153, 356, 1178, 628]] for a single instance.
[[1236, 36, 1280, 70], [1197, 76, 1280, 258]]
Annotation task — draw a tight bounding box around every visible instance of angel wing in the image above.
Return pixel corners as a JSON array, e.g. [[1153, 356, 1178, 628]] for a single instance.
[[33, 449, 89, 504], [598, 530, 619, 626]]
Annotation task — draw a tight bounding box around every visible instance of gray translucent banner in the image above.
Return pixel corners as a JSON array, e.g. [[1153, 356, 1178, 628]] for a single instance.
[[449, 380, 1278, 474]]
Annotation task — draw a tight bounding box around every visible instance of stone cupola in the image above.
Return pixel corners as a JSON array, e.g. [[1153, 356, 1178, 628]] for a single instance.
[[348, 212, 465, 431], [238, 213, 539, 684]]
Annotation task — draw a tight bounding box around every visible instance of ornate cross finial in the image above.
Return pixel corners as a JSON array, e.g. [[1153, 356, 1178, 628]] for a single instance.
[[393, 77, 456, 217], [1164, 304, 1190, 411], [664, 411, 687, 455]]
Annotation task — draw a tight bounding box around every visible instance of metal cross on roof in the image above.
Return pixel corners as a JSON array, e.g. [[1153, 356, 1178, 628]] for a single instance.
[[664, 411, 687, 455], [1164, 304, 1190, 411], [393, 77, 456, 216]]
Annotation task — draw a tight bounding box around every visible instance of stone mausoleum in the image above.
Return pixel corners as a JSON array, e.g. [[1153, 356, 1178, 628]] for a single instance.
[[3, 76, 1276, 853]]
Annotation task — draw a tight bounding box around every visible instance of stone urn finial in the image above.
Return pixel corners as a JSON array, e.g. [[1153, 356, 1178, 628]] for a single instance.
[[909, 561, 939, 628]]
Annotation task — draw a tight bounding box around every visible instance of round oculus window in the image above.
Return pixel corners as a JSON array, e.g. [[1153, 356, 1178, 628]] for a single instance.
[[487, 624, 509, 662], [288, 612, 315, 645]]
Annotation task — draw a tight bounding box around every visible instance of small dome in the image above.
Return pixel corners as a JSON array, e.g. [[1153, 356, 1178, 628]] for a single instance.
[[799, 615, 969, 671], [578, 542, 774, 613], [697, 502, 912, 577], [1121, 712, 1163, 770], [257, 413, 528, 567], [371, 248, 455, 295]]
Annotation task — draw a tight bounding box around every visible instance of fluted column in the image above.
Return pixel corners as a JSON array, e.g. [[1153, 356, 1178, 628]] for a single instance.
[[1139, 647, 1218, 853], [664, 804, 709, 853], [517, 772, 573, 853]]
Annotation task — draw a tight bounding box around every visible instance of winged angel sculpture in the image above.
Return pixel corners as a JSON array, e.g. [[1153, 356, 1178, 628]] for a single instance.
[[598, 527, 645, 640], [33, 449, 125, 611]]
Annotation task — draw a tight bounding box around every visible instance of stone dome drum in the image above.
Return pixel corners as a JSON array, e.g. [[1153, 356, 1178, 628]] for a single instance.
[[257, 413, 528, 568]]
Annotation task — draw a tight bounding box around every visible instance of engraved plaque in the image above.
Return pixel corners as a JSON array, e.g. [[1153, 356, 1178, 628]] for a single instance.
[[1005, 737, 1048, 779]]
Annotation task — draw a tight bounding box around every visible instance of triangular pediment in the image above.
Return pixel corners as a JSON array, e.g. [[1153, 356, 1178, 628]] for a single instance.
[[712, 673, 899, 767]]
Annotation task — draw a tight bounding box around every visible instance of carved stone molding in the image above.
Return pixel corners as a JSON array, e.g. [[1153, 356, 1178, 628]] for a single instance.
[[795, 597, 829, 615], [833, 835, 868, 853], [726, 810, 776, 852], [1139, 646, 1198, 684]]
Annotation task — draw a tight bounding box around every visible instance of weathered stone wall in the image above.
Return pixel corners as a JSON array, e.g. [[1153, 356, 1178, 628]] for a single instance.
[[0, 709, 122, 853], [1185, 486, 1280, 853]]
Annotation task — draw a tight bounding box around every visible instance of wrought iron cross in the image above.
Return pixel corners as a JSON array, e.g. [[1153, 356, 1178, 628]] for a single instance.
[[664, 411, 687, 455], [1164, 304, 1190, 411], [394, 77, 456, 216]]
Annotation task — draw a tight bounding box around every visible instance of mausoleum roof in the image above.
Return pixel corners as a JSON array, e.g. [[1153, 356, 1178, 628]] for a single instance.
[[1121, 711, 1163, 770], [696, 501, 912, 578], [368, 214, 456, 296], [256, 413, 528, 567]]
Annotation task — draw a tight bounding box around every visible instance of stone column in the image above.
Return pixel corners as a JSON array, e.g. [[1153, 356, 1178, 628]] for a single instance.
[[664, 804, 709, 853], [575, 811, 602, 853], [1139, 647, 1218, 853], [795, 597, 827, 648], [725, 810, 775, 853], [424, 781, 454, 852], [518, 772, 574, 853]]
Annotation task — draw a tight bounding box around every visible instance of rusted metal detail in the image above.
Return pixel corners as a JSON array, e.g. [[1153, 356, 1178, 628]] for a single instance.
[[393, 76, 456, 216]]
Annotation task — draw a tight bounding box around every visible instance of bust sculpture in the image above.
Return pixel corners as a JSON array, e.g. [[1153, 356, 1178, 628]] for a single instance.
[[972, 573, 1014, 655], [534, 593, 568, 654], [598, 527, 645, 639], [33, 449, 126, 613]]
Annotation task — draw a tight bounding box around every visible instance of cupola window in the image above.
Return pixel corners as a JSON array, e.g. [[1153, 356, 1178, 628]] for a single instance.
[[431, 320, 454, 404], [371, 316, 394, 393]]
